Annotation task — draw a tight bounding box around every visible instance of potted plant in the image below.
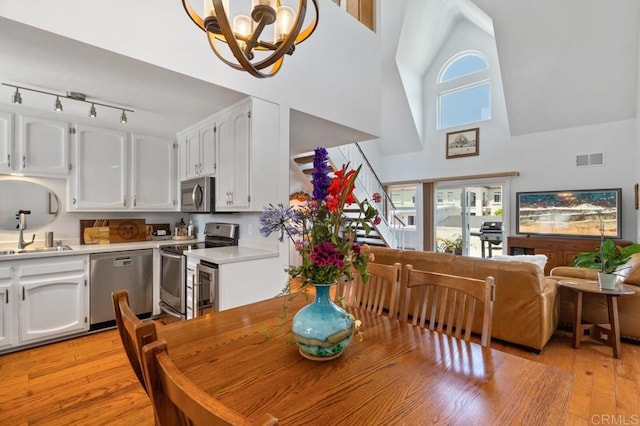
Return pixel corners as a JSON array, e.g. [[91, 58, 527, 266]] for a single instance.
[[573, 239, 640, 289], [437, 235, 463, 255]]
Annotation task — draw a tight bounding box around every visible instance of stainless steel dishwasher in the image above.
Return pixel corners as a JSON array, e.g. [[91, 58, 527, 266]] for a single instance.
[[90, 249, 153, 330]]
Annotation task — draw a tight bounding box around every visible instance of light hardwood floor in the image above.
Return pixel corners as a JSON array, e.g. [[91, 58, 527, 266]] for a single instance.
[[0, 325, 638, 425]]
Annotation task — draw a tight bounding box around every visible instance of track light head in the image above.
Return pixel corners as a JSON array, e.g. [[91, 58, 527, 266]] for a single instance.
[[89, 103, 97, 118], [54, 96, 63, 112], [11, 88, 22, 104], [120, 110, 128, 124]]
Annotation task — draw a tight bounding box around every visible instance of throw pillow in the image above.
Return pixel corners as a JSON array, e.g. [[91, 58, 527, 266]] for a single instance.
[[491, 254, 548, 272]]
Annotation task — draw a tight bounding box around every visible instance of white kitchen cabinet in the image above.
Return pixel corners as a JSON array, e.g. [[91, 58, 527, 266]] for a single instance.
[[216, 102, 250, 211], [69, 126, 177, 211], [217, 257, 280, 311], [0, 255, 89, 352], [178, 118, 216, 181], [69, 124, 128, 210], [214, 97, 278, 212], [131, 134, 177, 210], [0, 111, 13, 175], [17, 115, 69, 177], [0, 265, 16, 350]]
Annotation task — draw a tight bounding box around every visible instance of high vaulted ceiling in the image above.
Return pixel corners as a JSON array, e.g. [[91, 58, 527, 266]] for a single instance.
[[474, 0, 640, 136], [394, 0, 640, 142]]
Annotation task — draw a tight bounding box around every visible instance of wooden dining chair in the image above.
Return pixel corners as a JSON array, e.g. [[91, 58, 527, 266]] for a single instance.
[[112, 290, 158, 392], [141, 339, 278, 426], [340, 262, 402, 318], [400, 265, 495, 347]]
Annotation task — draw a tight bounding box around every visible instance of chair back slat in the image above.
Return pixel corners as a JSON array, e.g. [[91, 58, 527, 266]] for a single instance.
[[401, 265, 495, 348], [342, 262, 401, 318], [112, 290, 157, 392], [142, 340, 278, 426]]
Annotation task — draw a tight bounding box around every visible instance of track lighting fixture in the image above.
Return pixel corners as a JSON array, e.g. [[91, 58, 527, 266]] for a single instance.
[[1, 83, 133, 124], [11, 87, 22, 104], [54, 96, 63, 112]]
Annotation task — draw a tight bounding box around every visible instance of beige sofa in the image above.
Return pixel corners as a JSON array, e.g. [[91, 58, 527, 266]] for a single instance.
[[369, 247, 559, 351], [549, 253, 640, 342]]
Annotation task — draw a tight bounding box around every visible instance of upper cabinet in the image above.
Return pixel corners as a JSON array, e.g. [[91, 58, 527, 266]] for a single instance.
[[0, 111, 69, 178], [0, 111, 13, 175], [177, 118, 216, 181], [216, 101, 251, 211], [178, 96, 279, 213], [17, 115, 69, 176], [131, 134, 177, 210], [68, 125, 177, 211]]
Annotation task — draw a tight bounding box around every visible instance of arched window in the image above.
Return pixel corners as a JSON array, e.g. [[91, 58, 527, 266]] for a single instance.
[[438, 51, 491, 129]]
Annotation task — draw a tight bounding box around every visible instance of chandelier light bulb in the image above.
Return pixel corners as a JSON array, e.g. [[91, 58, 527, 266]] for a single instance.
[[120, 110, 128, 124], [54, 96, 63, 112], [89, 103, 97, 118]]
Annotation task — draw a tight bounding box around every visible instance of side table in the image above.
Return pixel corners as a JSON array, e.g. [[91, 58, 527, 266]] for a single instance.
[[557, 279, 635, 358]]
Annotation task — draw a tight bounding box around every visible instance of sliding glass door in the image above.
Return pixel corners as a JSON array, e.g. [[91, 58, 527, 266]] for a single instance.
[[435, 181, 506, 258]]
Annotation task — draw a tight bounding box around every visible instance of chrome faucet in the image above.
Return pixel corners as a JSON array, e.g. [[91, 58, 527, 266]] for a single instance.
[[16, 210, 35, 250]]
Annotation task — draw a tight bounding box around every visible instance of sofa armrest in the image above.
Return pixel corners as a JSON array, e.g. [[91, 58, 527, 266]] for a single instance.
[[549, 266, 598, 280]]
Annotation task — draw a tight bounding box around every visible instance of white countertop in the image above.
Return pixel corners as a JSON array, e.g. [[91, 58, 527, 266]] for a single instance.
[[0, 238, 200, 261], [185, 246, 279, 264]]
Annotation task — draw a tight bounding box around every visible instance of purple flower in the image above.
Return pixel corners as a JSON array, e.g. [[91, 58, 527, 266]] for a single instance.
[[311, 147, 331, 201], [310, 242, 345, 269], [259, 203, 301, 242]]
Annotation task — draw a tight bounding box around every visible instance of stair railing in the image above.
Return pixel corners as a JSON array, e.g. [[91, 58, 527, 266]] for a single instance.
[[327, 144, 406, 249]]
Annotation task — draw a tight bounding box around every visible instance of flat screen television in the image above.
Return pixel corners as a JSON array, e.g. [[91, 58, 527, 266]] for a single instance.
[[516, 188, 622, 239]]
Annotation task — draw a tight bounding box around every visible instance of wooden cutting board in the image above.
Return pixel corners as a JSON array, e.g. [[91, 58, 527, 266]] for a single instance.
[[84, 226, 110, 244], [80, 219, 110, 244], [109, 219, 147, 243]]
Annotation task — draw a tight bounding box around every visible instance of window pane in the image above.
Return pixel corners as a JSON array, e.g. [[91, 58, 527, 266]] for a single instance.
[[440, 83, 490, 129], [441, 54, 488, 82]]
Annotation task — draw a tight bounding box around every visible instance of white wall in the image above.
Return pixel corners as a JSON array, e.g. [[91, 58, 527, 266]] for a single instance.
[[0, 0, 382, 139]]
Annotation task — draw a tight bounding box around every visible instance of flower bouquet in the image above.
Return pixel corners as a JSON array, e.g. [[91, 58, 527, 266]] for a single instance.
[[259, 147, 380, 360]]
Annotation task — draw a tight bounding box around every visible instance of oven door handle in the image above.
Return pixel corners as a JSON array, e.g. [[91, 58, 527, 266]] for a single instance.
[[161, 251, 184, 260], [159, 302, 184, 319]]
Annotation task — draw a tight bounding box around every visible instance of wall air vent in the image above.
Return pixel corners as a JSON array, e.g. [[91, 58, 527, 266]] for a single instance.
[[576, 153, 604, 167]]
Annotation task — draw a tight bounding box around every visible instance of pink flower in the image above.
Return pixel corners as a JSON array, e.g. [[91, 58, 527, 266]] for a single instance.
[[373, 216, 382, 225], [310, 242, 345, 269], [372, 193, 382, 203]]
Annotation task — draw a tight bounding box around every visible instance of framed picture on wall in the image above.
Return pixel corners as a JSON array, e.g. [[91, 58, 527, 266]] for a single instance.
[[446, 128, 479, 159]]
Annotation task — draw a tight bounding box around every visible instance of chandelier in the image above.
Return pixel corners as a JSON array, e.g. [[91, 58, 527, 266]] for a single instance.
[[182, 0, 319, 78]]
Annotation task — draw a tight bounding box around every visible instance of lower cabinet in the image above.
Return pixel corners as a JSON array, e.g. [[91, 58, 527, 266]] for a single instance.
[[0, 255, 89, 352], [0, 266, 16, 350]]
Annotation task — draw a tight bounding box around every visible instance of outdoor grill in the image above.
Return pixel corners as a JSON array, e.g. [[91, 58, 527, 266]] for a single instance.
[[478, 221, 502, 258]]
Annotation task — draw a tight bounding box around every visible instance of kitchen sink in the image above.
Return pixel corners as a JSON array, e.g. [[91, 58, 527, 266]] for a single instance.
[[0, 246, 73, 255]]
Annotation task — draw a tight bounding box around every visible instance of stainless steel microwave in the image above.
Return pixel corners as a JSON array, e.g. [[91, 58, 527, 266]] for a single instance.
[[180, 177, 214, 213]]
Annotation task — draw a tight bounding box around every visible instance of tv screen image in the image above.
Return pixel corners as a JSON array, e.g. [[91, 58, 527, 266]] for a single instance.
[[516, 188, 622, 239]]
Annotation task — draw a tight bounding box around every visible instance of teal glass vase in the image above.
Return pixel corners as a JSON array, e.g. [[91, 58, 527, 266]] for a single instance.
[[291, 283, 354, 361]]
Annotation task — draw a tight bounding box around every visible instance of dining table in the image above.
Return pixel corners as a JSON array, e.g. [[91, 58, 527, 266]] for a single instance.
[[157, 292, 573, 425]]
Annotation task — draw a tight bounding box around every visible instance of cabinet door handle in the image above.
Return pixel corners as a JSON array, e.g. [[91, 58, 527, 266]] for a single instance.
[[72, 197, 77, 205], [5, 289, 8, 304], [7, 154, 10, 168], [124, 197, 127, 207], [133, 196, 137, 207], [22, 287, 25, 301], [22, 155, 26, 169]]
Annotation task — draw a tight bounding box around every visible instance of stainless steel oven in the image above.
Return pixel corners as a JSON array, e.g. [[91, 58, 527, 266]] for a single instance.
[[159, 249, 188, 318], [159, 222, 238, 319]]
